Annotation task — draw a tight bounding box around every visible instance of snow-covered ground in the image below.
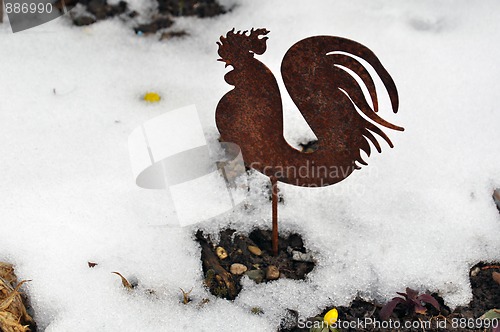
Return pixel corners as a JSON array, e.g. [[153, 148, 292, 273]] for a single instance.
[[1, 1, 500, 330]]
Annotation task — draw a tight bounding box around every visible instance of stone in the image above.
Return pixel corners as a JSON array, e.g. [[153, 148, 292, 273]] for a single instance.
[[73, 16, 97, 26], [291, 250, 314, 262], [245, 269, 265, 284], [470, 267, 480, 277], [493, 271, 500, 285], [230, 263, 247, 275], [266, 265, 280, 280], [247, 245, 262, 256]]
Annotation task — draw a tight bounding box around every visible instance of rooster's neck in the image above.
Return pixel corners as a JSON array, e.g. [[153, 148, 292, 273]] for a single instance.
[[215, 55, 290, 162]]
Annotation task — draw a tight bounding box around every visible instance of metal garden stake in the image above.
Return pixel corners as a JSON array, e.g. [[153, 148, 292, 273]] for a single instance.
[[215, 28, 404, 256]]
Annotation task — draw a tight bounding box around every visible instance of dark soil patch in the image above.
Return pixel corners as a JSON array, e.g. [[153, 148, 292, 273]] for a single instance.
[[156, 0, 226, 17], [196, 229, 315, 300], [281, 263, 500, 332], [58, 0, 226, 35], [196, 231, 499, 331]]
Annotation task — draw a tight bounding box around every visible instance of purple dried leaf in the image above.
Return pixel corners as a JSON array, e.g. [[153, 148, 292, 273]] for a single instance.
[[396, 292, 407, 299], [405, 288, 419, 300], [379, 297, 406, 320], [417, 294, 440, 311]]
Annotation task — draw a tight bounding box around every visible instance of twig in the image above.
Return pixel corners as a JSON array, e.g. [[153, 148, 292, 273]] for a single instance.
[[481, 265, 500, 270]]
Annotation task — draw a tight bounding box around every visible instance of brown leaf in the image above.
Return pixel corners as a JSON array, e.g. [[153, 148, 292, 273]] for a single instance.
[[197, 298, 210, 308], [87, 262, 98, 268], [111, 272, 134, 290], [0, 262, 16, 285], [180, 288, 192, 304], [0, 279, 33, 331], [379, 297, 405, 320]]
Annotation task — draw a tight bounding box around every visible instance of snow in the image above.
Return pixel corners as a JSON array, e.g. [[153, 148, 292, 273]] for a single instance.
[[1, 0, 500, 330]]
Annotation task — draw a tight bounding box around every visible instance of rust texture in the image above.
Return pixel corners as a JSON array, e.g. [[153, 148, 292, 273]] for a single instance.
[[215, 28, 403, 255], [271, 176, 278, 255], [215, 28, 403, 187]]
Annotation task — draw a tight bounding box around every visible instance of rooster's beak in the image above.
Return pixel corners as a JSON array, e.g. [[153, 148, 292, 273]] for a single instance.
[[217, 58, 232, 67]]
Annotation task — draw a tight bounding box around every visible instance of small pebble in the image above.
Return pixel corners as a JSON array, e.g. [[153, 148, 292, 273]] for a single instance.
[[216, 247, 228, 260], [245, 269, 265, 284], [230, 263, 247, 275], [248, 245, 262, 256], [291, 250, 314, 263], [470, 267, 481, 277], [266, 265, 280, 280], [73, 16, 96, 26], [493, 271, 500, 285]]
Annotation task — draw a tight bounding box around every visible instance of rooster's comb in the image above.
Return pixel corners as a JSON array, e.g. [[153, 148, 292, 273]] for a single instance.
[[217, 28, 270, 65]]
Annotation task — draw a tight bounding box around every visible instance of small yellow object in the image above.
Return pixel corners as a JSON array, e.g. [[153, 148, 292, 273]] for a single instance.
[[216, 247, 228, 260], [323, 308, 338, 326], [143, 92, 161, 103]]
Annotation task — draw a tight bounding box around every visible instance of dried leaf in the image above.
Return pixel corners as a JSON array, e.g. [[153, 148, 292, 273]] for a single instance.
[[180, 288, 192, 304], [404, 288, 419, 300], [0, 262, 16, 285], [0, 278, 33, 332], [197, 298, 210, 308], [379, 297, 405, 320], [87, 262, 98, 268], [111, 272, 134, 290]]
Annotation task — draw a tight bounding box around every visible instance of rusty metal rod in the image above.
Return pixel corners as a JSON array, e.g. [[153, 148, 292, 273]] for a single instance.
[[271, 176, 278, 256]]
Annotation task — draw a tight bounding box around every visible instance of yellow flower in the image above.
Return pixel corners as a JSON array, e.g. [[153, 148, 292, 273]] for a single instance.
[[143, 92, 161, 103], [323, 308, 338, 326]]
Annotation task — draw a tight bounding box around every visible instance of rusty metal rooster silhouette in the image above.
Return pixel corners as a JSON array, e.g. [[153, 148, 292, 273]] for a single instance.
[[215, 28, 404, 255]]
